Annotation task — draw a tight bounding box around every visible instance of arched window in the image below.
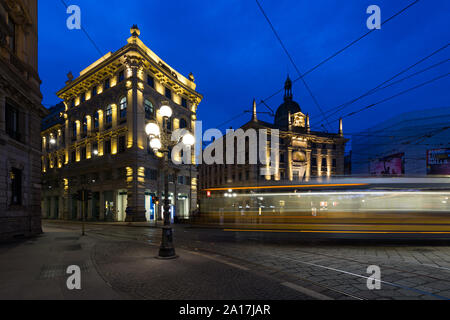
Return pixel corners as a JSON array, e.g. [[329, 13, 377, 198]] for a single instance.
[[119, 97, 127, 118], [105, 105, 112, 124], [179, 118, 187, 129], [144, 99, 154, 119]]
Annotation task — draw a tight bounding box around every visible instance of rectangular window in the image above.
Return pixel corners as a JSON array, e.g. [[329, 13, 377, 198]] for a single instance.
[[147, 75, 154, 88], [118, 71, 124, 82], [92, 86, 97, 97], [106, 107, 112, 125], [5, 101, 20, 141], [178, 176, 184, 185], [81, 93, 85, 103], [120, 98, 127, 118], [93, 112, 99, 129], [104, 140, 111, 154], [71, 151, 76, 162], [181, 98, 187, 108], [104, 78, 110, 90], [93, 142, 98, 156], [118, 136, 126, 153], [10, 168, 22, 205], [332, 159, 337, 168], [81, 147, 86, 160], [322, 158, 327, 167], [165, 87, 172, 100], [312, 157, 317, 167]]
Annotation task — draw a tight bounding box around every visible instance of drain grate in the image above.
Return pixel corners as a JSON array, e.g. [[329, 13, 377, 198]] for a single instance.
[[38, 261, 92, 280]]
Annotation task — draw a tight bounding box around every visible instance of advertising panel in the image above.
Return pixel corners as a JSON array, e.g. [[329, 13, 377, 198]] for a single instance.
[[370, 153, 405, 175], [427, 149, 450, 175]]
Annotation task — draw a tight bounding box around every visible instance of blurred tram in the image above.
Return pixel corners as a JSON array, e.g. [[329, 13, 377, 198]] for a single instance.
[[197, 177, 450, 238]]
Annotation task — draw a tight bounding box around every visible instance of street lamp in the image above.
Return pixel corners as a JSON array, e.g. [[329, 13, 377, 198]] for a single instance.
[[147, 103, 195, 259]]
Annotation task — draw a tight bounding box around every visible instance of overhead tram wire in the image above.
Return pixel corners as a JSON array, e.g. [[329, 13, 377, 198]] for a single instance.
[[59, 0, 104, 57], [312, 43, 449, 127], [209, 0, 422, 133], [212, 0, 421, 132], [336, 72, 450, 121], [257, 0, 421, 115], [255, 0, 331, 130]]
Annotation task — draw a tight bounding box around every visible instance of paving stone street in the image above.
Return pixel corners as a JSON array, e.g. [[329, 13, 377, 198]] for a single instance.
[[30, 220, 450, 300]]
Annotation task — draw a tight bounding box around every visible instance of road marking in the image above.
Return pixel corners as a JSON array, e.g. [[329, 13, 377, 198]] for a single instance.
[[274, 255, 450, 300], [423, 264, 450, 272], [281, 282, 334, 300]]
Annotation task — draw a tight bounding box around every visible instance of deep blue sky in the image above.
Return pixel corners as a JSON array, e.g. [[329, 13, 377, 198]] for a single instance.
[[38, 0, 449, 138]]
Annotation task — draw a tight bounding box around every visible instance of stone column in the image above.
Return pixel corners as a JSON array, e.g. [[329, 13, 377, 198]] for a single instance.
[[306, 150, 311, 181], [287, 148, 293, 181], [327, 150, 333, 177]]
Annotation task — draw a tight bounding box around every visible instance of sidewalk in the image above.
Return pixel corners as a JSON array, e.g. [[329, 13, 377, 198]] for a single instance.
[[0, 224, 127, 300], [42, 218, 160, 228], [0, 223, 313, 300]]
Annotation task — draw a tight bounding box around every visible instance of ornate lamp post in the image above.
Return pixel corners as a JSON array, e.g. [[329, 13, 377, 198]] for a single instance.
[[146, 102, 195, 259]]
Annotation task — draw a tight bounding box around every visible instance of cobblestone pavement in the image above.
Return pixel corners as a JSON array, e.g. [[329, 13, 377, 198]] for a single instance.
[[93, 240, 311, 300], [44, 221, 450, 300]]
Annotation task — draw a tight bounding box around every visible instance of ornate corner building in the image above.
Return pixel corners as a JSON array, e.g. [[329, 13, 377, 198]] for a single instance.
[[41, 26, 202, 222], [199, 76, 348, 190], [0, 0, 47, 239]]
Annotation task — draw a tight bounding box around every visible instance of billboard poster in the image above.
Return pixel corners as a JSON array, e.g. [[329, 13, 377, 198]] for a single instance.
[[370, 153, 405, 175], [427, 149, 450, 175]]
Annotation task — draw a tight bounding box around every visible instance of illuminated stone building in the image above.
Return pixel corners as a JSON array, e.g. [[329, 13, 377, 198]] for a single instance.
[[199, 76, 347, 190], [0, 0, 47, 239], [41, 26, 202, 222]]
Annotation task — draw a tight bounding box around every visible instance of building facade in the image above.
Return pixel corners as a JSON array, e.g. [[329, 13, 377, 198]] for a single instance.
[[41, 26, 202, 222], [199, 77, 348, 190], [0, 0, 47, 239], [352, 107, 450, 176]]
